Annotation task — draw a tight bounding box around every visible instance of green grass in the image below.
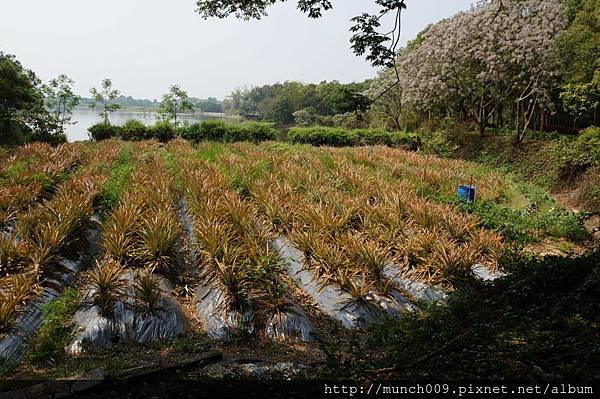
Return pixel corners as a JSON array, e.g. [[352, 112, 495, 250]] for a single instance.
[[99, 144, 133, 208], [27, 288, 80, 364], [460, 200, 588, 244], [29, 172, 54, 191], [192, 142, 229, 162], [0, 160, 28, 186]]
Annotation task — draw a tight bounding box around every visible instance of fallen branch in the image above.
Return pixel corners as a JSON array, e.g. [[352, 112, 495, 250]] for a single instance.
[[0, 351, 223, 399]]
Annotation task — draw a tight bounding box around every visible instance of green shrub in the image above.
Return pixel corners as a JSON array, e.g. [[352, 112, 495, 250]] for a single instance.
[[29, 131, 68, 145], [119, 119, 148, 141], [463, 200, 589, 244], [179, 122, 201, 141], [148, 121, 176, 142], [555, 127, 600, 180], [361, 250, 600, 381], [288, 126, 419, 148], [88, 123, 120, 141], [241, 122, 277, 142], [288, 127, 356, 146], [181, 120, 276, 143], [181, 120, 227, 142], [420, 131, 459, 158], [223, 123, 248, 142]]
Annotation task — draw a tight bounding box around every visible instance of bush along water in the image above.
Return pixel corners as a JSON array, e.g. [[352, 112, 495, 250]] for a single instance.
[[288, 126, 421, 148], [179, 120, 277, 143], [88, 120, 277, 144]]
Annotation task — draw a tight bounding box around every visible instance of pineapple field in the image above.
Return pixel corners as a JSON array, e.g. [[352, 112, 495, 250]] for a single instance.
[[0, 139, 594, 386]]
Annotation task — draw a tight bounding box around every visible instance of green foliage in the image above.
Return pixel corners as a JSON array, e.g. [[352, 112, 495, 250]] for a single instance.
[[292, 106, 318, 126], [226, 80, 370, 124], [561, 82, 600, 120], [157, 85, 194, 126], [1, 160, 28, 183], [288, 126, 420, 148], [555, 127, 600, 180], [420, 130, 458, 158], [88, 122, 120, 141], [558, 0, 600, 122], [148, 120, 176, 143], [0, 53, 75, 146], [29, 131, 68, 145], [27, 288, 79, 363], [30, 172, 55, 191], [0, 62, 36, 119], [0, 356, 16, 376], [181, 120, 227, 141], [558, 0, 600, 85], [100, 145, 132, 207], [41, 74, 81, 136], [240, 121, 277, 142], [180, 120, 276, 143], [89, 78, 120, 124], [192, 142, 228, 162], [119, 119, 148, 141], [463, 200, 588, 244], [356, 250, 600, 380], [0, 52, 43, 122]]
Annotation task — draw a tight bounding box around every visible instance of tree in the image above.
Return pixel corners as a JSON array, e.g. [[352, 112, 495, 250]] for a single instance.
[[89, 78, 120, 124], [365, 68, 404, 130], [42, 74, 80, 136], [0, 52, 43, 144], [368, 0, 567, 141], [157, 85, 194, 126], [557, 0, 600, 125], [292, 107, 318, 126]]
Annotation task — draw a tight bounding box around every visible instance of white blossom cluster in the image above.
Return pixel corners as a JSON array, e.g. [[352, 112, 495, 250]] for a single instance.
[[367, 0, 568, 129]]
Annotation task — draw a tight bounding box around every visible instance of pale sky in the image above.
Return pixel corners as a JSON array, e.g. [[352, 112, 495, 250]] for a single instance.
[[0, 0, 474, 100]]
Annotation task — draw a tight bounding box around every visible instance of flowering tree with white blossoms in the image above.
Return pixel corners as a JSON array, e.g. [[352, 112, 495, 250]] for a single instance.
[[368, 0, 568, 142]]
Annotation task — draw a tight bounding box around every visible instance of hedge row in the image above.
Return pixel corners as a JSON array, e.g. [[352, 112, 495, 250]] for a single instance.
[[88, 120, 277, 143], [180, 120, 277, 143], [288, 126, 421, 148]]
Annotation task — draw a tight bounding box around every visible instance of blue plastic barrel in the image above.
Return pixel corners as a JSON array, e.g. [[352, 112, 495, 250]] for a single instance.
[[457, 185, 476, 202]]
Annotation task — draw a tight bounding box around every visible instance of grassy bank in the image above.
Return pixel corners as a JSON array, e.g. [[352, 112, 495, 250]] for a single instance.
[[422, 127, 600, 213]]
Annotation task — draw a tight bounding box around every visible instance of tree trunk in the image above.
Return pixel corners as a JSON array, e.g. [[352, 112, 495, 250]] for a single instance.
[[497, 103, 504, 128], [594, 105, 600, 127], [477, 95, 486, 137], [539, 108, 546, 132], [517, 98, 537, 143]]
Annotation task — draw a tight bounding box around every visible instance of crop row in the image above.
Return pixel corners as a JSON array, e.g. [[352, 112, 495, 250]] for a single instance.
[[174, 151, 292, 337], [0, 141, 125, 335], [0, 143, 86, 225], [86, 141, 182, 318], [215, 142, 503, 293]]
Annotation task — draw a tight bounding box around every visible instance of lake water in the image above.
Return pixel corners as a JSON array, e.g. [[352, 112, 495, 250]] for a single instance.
[[66, 108, 226, 142]]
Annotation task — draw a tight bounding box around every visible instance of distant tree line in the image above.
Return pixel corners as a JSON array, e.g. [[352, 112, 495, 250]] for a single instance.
[[224, 80, 370, 126], [79, 95, 223, 113]]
